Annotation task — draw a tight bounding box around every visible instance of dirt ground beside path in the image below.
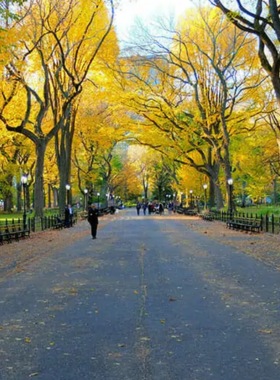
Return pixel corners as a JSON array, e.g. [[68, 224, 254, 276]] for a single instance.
[[186, 217, 280, 270], [0, 214, 117, 282]]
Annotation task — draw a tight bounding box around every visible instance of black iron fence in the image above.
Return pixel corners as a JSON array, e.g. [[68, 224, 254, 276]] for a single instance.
[[0, 212, 77, 233], [209, 210, 280, 234]]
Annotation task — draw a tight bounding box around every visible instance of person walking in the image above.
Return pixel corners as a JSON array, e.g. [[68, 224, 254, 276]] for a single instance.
[[136, 201, 141, 216], [88, 203, 99, 239], [68, 204, 74, 226], [143, 202, 147, 215], [168, 201, 173, 215], [159, 202, 164, 215]]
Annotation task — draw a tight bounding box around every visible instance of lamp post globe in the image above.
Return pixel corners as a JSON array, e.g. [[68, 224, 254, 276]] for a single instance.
[[21, 174, 28, 229]]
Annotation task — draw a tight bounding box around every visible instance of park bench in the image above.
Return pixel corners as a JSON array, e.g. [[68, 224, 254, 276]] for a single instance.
[[0, 226, 12, 245], [52, 217, 64, 230], [226, 217, 261, 233], [199, 213, 214, 221], [184, 209, 197, 216]]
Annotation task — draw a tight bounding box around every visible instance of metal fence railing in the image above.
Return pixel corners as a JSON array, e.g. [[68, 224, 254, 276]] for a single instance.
[[209, 211, 280, 235], [0, 212, 78, 234]]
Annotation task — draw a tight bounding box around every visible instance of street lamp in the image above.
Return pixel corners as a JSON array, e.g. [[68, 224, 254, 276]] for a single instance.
[[97, 192, 100, 210], [228, 178, 234, 218], [84, 188, 88, 210], [203, 184, 208, 211], [65, 184, 71, 205], [189, 190, 193, 209], [21, 174, 28, 229]]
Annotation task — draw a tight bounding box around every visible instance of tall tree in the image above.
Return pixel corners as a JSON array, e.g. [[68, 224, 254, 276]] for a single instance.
[[210, 0, 280, 105]]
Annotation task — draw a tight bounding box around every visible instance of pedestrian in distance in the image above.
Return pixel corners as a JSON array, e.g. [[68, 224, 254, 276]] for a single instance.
[[136, 201, 141, 216], [88, 203, 99, 239], [159, 202, 164, 215], [168, 201, 173, 215], [68, 204, 74, 226], [143, 202, 147, 215]]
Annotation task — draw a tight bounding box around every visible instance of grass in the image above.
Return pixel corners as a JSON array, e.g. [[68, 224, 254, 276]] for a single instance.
[[235, 205, 280, 216], [0, 208, 60, 220]]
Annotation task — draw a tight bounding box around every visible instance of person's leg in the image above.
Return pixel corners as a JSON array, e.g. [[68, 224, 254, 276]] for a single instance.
[[92, 224, 97, 238], [91, 223, 97, 238]]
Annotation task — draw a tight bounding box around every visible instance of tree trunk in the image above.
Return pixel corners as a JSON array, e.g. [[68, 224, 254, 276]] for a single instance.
[[4, 193, 13, 212], [241, 181, 246, 207], [3, 174, 13, 212], [273, 177, 278, 205], [48, 183, 52, 208], [55, 107, 74, 213], [26, 185, 31, 210], [17, 182, 22, 212], [53, 187, 58, 207], [34, 141, 47, 217]]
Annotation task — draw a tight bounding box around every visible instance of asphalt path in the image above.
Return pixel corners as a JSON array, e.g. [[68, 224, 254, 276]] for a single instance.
[[1, 209, 280, 380]]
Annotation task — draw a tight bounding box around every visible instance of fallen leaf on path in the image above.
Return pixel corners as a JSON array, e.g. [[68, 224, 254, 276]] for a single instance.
[[221, 294, 232, 301], [109, 353, 122, 358], [169, 298, 177, 302], [118, 344, 125, 347], [160, 320, 165, 324], [258, 329, 272, 334], [29, 373, 39, 377], [50, 342, 55, 346], [134, 291, 138, 294], [140, 337, 150, 341], [25, 338, 31, 343]]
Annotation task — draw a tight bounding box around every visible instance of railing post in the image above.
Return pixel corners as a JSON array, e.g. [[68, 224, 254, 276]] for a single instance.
[[260, 215, 263, 231], [272, 214, 275, 234], [265, 214, 269, 233]]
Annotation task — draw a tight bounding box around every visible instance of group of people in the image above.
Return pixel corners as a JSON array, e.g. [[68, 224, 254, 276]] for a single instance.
[[136, 201, 174, 216]]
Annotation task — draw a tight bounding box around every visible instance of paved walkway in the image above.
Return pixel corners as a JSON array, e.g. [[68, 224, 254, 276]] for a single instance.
[[1, 210, 280, 379]]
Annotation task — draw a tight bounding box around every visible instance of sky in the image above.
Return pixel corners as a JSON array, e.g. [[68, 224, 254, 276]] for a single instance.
[[114, 0, 197, 40]]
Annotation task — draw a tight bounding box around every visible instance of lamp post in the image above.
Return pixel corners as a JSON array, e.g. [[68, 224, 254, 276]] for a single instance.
[[203, 184, 208, 211], [97, 192, 100, 210], [66, 184, 71, 205], [228, 178, 234, 218], [84, 188, 88, 210], [189, 190, 193, 209], [21, 174, 28, 229]]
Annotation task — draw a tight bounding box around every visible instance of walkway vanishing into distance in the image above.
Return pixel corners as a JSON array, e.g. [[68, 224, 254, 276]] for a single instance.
[[1, 209, 280, 380]]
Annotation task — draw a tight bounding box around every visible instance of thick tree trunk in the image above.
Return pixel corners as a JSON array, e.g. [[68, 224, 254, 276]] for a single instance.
[[26, 185, 31, 210], [56, 108, 74, 213], [53, 187, 58, 207], [48, 183, 52, 208], [34, 141, 47, 217], [17, 182, 22, 212], [273, 177, 278, 205], [3, 174, 13, 212], [209, 179, 215, 208], [4, 193, 13, 212]]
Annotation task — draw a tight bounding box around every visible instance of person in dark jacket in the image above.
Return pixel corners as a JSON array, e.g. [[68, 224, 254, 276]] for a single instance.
[[88, 204, 99, 239]]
